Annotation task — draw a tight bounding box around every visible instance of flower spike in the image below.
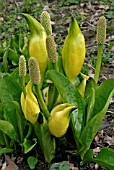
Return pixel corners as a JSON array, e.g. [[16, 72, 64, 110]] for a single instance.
[[19, 55, 26, 77], [40, 11, 52, 36], [28, 57, 41, 85]]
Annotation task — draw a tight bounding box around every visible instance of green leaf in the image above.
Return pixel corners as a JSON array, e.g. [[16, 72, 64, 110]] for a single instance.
[[84, 78, 97, 99], [8, 48, 19, 65], [22, 138, 37, 154], [0, 120, 18, 141], [13, 101, 26, 142], [49, 162, 60, 170], [11, 68, 20, 82], [80, 78, 114, 159], [0, 148, 13, 154], [10, 36, 19, 52], [24, 123, 33, 139], [47, 70, 85, 138], [86, 87, 95, 123], [27, 156, 38, 170], [83, 149, 93, 162], [48, 84, 58, 111], [34, 115, 55, 163], [0, 131, 5, 145], [93, 78, 114, 116], [47, 70, 83, 106], [19, 34, 25, 52], [70, 109, 82, 146], [93, 147, 114, 170], [0, 102, 4, 120], [11, 68, 30, 84], [0, 74, 22, 137], [49, 161, 70, 170]]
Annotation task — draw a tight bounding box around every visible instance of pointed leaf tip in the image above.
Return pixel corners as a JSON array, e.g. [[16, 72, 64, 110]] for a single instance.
[[22, 13, 45, 36], [69, 17, 81, 36]]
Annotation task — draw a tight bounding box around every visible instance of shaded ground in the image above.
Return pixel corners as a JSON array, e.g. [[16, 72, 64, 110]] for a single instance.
[[0, 0, 114, 169]]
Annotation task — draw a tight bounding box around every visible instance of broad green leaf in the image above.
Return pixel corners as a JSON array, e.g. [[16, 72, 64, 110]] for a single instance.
[[47, 70, 85, 137], [80, 79, 114, 159], [0, 148, 13, 154], [93, 78, 114, 115], [27, 156, 38, 170], [47, 70, 83, 106], [22, 138, 37, 154], [93, 147, 114, 169], [34, 115, 55, 163], [0, 120, 18, 142], [0, 74, 22, 136]]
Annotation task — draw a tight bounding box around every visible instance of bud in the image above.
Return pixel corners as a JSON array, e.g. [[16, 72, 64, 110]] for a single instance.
[[77, 73, 89, 98], [48, 103, 76, 137], [62, 17, 86, 83], [46, 35, 57, 63], [28, 57, 41, 85], [96, 16, 106, 45], [19, 55, 26, 77], [21, 81, 40, 124], [40, 11, 52, 36]]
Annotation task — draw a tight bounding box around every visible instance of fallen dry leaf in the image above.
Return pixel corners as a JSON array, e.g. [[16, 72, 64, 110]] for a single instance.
[[99, 5, 109, 10], [69, 162, 79, 170], [104, 135, 114, 146], [1, 155, 19, 170]]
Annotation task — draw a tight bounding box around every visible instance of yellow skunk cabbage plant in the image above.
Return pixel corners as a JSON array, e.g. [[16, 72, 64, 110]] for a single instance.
[[0, 11, 114, 170]]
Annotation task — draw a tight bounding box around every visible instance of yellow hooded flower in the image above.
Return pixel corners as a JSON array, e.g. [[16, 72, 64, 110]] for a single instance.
[[21, 81, 40, 124], [48, 103, 76, 137], [22, 13, 48, 86], [62, 17, 86, 83]]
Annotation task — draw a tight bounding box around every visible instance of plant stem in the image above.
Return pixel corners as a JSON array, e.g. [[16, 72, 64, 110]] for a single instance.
[[94, 44, 103, 83], [20, 77, 26, 97], [52, 62, 58, 71], [47, 62, 58, 111], [34, 84, 50, 119]]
